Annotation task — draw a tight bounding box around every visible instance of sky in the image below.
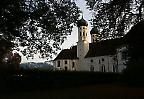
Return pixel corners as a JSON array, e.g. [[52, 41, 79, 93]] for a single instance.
[[21, 0, 92, 63]]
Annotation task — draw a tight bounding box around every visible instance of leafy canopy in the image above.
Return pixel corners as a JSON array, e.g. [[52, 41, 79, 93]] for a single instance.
[[85, 0, 144, 40], [0, 0, 80, 59]]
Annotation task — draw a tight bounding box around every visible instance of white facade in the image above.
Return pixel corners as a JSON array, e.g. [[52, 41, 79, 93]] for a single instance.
[[85, 55, 115, 72], [54, 59, 78, 71], [85, 52, 127, 73], [54, 50, 127, 73]]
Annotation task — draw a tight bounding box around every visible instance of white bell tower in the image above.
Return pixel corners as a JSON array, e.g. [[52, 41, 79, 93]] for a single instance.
[[77, 17, 89, 71]]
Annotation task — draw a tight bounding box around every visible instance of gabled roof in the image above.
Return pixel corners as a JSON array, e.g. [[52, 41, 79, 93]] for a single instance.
[[85, 38, 126, 58], [54, 46, 78, 60]]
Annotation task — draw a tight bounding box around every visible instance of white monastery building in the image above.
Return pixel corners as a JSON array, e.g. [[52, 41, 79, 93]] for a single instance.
[[54, 17, 128, 73]]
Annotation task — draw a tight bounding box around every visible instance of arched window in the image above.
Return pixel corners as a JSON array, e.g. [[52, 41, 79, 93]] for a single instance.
[[101, 65, 105, 72], [99, 60, 101, 64], [83, 32, 85, 36], [65, 66, 68, 71], [65, 61, 67, 64], [57, 61, 60, 67], [113, 65, 118, 72], [90, 65, 94, 71], [72, 62, 75, 68]]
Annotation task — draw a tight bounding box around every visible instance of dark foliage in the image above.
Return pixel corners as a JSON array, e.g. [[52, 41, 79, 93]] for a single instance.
[[0, 0, 80, 59], [85, 0, 144, 40], [0, 52, 21, 72], [123, 20, 144, 84], [0, 71, 121, 92], [0, 39, 13, 63]]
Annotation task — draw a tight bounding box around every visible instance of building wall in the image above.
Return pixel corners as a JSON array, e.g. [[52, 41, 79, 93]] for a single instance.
[[78, 26, 88, 42], [85, 55, 116, 72], [77, 41, 89, 59], [54, 46, 127, 73], [54, 59, 78, 71]]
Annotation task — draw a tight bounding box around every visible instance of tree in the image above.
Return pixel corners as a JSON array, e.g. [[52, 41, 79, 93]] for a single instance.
[[0, 0, 80, 59], [2, 52, 21, 71], [85, 0, 144, 40], [123, 20, 144, 76], [0, 39, 13, 64]]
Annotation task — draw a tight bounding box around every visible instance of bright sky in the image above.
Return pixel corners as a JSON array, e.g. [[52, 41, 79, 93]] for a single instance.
[[21, 0, 92, 63]]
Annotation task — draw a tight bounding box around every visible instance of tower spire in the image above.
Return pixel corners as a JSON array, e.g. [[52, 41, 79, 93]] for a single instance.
[[81, 12, 85, 20]]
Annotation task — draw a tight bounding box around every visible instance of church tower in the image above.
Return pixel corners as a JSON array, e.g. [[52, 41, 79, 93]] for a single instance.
[[90, 27, 99, 43], [77, 17, 89, 71]]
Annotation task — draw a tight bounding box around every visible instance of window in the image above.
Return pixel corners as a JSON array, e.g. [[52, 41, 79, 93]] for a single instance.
[[113, 65, 116, 72], [90, 65, 94, 71], [83, 27, 85, 29], [90, 59, 93, 62], [102, 58, 104, 61], [80, 32, 81, 36], [65, 66, 68, 71], [102, 65, 105, 72], [99, 60, 101, 64], [83, 32, 85, 36], [57, 61, 60, 67], [72, 62, 76, 71], [65, 61, 67, 64], [72, 62, 75, 68], [113, 65, 118, 72]]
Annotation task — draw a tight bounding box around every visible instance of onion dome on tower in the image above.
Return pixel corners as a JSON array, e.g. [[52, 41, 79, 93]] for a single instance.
[[90, 27, 99, 43], [90, 27, 99, 34], [77, 17, 88, 27]]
